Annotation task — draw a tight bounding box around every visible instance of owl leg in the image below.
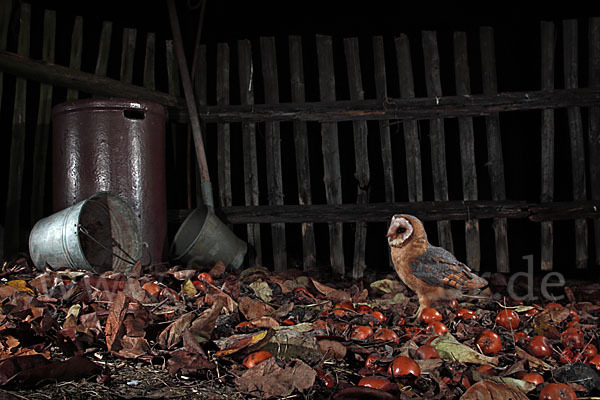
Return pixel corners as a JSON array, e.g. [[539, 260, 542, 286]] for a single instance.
[[411, 295, 433, 321]]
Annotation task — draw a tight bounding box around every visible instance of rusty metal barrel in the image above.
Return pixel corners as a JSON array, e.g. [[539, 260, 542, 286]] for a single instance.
[[52, 99, 167, 266]]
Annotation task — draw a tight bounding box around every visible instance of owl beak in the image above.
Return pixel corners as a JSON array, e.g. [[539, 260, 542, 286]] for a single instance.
[[386, 218, 398, 237]]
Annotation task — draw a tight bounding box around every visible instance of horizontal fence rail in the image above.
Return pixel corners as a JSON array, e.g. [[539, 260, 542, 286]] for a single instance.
[[169, 200, 600, 224]]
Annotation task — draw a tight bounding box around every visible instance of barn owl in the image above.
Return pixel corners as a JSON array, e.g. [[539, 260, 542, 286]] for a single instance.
[[387, 214, 488, 318]]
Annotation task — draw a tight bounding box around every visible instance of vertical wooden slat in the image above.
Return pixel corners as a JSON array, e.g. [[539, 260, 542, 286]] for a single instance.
[[453, 31, 481, 270], [65, 16, 82, 101], [540, 21, 555, 271], [143, 32, 156, 89], [0, 0, 12, 109], [289, 35, 316, 271], [166, 40, 180, 159], [260, 37, 287, 270], [480, 27, 510, 273], [395, 34, 423, 202], [373, 36, 395, 203], [422, 31, 453, 252], [120, 28, 137, 84], [165, 40, 185, 209], [563, 19, 588, 269], [216, 43, 232, 209], [30, 9, 56, 225], [94, 21, 112, 76], [344, 37, 370, 279], [193, 44, 207, 206], [316, 35, 345, 276], [589, 17, 600, 266], [5, 3, 30, 255], [238, 39, 262, 268]]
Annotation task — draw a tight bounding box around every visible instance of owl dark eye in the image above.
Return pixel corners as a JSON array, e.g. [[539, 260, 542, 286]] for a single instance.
[[397, 227, 407, 234]]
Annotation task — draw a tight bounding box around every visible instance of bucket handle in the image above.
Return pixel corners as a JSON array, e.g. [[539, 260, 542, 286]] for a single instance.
[[78, 224, 139, 266]]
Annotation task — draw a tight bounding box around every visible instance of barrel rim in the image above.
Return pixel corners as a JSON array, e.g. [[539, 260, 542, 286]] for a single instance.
[[51, 98, 166, 118]]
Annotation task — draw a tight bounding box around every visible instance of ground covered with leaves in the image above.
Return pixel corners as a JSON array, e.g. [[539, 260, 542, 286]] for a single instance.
[[0, 255, 599, 399]]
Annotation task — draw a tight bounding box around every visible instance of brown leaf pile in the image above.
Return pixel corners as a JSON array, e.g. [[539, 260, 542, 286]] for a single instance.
[[0, 257, 599, 399]]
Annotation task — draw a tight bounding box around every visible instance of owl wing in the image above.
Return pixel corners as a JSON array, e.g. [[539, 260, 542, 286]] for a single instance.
[[408, 245, 487, 292]]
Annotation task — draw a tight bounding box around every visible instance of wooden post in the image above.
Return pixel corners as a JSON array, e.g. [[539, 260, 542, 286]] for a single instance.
[[422, 31, 453, 252], [453, 31, 481, 270], [216, 43, 232, 210], [373, 36, 395, 269], [120, 28, 136, 84], [30, 9, 56, 225], [540, 21, 555, 271], [373, 36, 395, 204], [94, 21, 112, 77], [143, 33, 156, 90], [395, 34, 423, 202], [0, 0, 12, 109], [344, 37, 370, 279], [238, 39, 262, 268], [480, 27, 510, 273], [289, 35, 317, 271], [5, 3, 30, 255], [165, 39, 183, 206], [589, 17, 600, 266], [66, 16, 82, 101], [316, 34, 345, 276], [260, 37, 287, 270], [563, 19, 588, 269]]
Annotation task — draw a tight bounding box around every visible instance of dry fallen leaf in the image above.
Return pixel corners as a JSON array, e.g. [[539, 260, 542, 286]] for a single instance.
[[369, 279, 405, 294], [431, 333, 499, 365], [167, 349, 216, 376], [318, 339, 347, 361], [7, 280, 34, 295], [471, 370, 536, 393], [249, 316, 280, 329], [182, 279, 197, 297], [157, 312, 195, 350], [189, 297, 225, 339], [310, 278, 352, 303], [514, 346, 552, 370], [214, 330, 271, 357], [249, 279, 273, 303], [460, 379, 529, 400], [235, 357, 316, 398], [104, 291, 130, 352], [0, 285, 18, 299], [172, 269, 197, 281], [209, 261, 226, 277], [238, 296, 275, 320]]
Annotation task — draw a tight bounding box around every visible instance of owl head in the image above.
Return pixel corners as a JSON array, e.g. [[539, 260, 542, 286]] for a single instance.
[[386, 214, 424, 248]]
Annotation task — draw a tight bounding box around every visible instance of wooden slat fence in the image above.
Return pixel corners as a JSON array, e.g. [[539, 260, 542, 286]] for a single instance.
[[1, 1, 599, 277]]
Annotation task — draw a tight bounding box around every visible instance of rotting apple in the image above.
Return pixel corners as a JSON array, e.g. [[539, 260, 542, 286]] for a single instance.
[[495, 309, 520, 330], [528, 336, 553, 358], [539, 383, 577, 400], [420, 307, 442, 324], [389, 356, 421, 378], [476, 329, 502, 355]]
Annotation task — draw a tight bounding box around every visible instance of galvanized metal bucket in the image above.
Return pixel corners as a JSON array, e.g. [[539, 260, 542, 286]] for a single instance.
[[170, 206, 247, 269], [29, 192, 142, 273]]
